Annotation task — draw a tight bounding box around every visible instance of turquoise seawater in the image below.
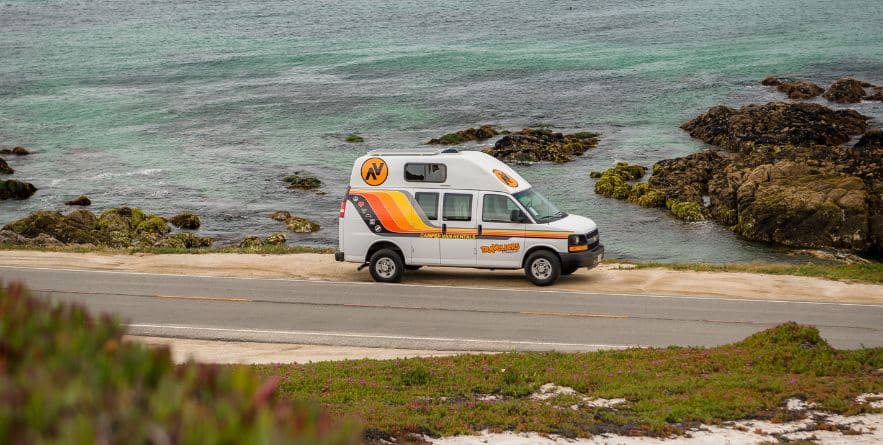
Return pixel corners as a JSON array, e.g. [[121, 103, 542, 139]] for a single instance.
[[1, 0, 881, 262]]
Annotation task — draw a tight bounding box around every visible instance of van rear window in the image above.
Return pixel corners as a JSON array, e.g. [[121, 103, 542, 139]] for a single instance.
[[405, 163, 446, 182]]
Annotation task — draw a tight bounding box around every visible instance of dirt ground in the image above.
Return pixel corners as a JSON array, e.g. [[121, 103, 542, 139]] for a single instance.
[[1, 251, 881, 304]]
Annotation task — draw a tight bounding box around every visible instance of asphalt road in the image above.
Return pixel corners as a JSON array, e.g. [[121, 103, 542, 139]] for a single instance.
[[2, 266, 881, 351]]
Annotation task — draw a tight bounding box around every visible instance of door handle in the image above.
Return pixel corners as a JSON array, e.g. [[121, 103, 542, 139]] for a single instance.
[[442, 224, 447, 234], [477, 224, 482, 236]]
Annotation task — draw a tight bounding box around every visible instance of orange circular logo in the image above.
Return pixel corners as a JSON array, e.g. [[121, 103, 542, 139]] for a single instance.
[[493, 169, 518, 188], [361, 157, 388, 186]]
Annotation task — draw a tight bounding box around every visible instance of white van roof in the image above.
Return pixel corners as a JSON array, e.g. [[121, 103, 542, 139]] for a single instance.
[[349, 149, 531, 193]]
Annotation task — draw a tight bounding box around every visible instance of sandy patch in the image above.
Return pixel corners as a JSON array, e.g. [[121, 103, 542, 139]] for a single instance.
[[128, 336, 457, 364], [432, 413, 883, 444], [0, 251, 881, 304]]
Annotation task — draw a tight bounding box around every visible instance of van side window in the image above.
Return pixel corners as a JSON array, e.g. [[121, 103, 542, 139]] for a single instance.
[[414, 192, 439, 220], [482, 194, 522, 223], [405, 163, 446, 182], [443, 193, 472, 221]]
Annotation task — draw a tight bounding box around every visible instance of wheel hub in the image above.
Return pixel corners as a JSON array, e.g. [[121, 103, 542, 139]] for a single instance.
[[376, 257, 396, 278], [531, 258, 552, 279]]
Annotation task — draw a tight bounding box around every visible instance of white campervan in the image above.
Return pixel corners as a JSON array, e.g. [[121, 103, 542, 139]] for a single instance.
[[335, 148, 604, 286]]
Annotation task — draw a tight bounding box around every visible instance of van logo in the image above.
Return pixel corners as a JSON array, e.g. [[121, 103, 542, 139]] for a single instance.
[[361, 157, 388, 186], [493, 169, 518, 188]]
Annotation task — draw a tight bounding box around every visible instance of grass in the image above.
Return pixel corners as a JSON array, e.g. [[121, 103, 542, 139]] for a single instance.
[[626, 261, 883, 284], [0, 243, 334, 255], [254, 323, 883, 441], [345, 134, 365, 143]]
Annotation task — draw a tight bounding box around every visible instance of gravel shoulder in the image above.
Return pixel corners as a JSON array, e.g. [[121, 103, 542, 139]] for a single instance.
[[0, 251, 880, 304]]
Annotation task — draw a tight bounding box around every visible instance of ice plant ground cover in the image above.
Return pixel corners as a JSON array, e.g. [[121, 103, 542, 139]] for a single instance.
[[256, 323, 883, 442], [0, 282, 357, 444]]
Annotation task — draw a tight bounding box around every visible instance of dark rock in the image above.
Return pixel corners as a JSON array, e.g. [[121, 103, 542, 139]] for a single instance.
[[641, 140, 883, 252], [855, 129, 883, 149], [0, 230, 28, 245], [736, 163, 868, 250], [156, 233, 214, 249], [270, 211, 292, 221], [31, 233, 64, 246], [169, 212, 200, 229], [1, 146, 31, 155], [483, 128, 600, 163], [283, 173, 321, 190], [649, 150, 729, 203], [2, 210, 105, 245], [64, 195, 92, 206], [286, 216, 320, 233], [265, 232, 287, 245], [822, 78, 866, 103], [238, 236, 263, 248], [345, 134, 364, 143], [428, 125, 499, 145], [777, 80, 824, 99], [0, 180, 37, 200], [865, 87, 883, 101], [0, 158, 13, 175], [761, 76, 781, 86], [680, 102, 868, 150]]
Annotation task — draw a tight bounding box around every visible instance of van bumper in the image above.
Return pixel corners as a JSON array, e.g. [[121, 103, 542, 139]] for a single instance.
[[334, 251, 345, 262], [560, 244, 604, 270]]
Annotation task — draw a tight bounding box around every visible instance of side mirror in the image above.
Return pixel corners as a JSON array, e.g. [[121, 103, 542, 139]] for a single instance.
[[510, 209, 526, 223]]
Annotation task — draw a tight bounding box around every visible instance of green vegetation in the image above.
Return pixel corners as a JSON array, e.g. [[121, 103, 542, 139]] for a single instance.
[[257, 323, 882, 441], [169, 212, 201, 229], [284, 173, 322, 190], [625, 261, 883, 284], [594, 162, 662, 206], [0, 282, 358, 444], [287, 216, 321, 233], [0, 243, 333, 255], [345, 134, 365, 143], [666, 199, 706, 221]]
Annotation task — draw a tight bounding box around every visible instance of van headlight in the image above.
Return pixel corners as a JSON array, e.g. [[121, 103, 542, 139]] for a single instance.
[[568, 234, 589, 252]]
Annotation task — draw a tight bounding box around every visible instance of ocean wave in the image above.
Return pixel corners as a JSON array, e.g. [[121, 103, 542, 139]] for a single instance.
[[90, 168, 163, 180]]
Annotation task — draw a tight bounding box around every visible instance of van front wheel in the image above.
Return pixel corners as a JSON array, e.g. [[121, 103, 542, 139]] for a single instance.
[[369, 249, 404, 283], [525, 251, 561, 286]]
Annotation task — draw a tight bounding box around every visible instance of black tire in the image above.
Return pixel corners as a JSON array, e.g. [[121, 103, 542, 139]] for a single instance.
[[561, 265, 580, 275], [405, 265, 422, 271], [369, 249, 404, 283], [524, 250, 561, 286]]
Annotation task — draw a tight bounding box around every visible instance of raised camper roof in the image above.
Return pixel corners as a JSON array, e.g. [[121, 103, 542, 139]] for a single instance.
[[350, 149, 530, 193]]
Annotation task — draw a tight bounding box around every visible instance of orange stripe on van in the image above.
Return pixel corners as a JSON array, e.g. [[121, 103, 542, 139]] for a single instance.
[[349, 189, 572, 240]]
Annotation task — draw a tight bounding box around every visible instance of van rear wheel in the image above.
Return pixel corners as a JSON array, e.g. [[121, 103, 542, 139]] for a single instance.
[[525, 251, 561, 286], [369, 249, 404, 283]]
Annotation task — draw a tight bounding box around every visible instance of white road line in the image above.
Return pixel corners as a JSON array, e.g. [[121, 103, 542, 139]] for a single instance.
[[126, 323, 631, 349], [2, 265, 880, 308]]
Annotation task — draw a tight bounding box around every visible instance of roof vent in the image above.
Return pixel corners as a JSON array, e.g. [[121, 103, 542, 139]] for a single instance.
[[441, 148, 459, 154]]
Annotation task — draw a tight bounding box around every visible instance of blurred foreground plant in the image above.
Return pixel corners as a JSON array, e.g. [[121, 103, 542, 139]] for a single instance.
[[0, 281, 359, 444]]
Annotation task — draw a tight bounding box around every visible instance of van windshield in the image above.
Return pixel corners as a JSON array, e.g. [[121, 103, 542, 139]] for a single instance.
[[514, 188, 567, 222]]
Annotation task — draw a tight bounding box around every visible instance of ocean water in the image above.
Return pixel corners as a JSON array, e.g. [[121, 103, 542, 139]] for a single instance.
[[1, 0, 881, 262]]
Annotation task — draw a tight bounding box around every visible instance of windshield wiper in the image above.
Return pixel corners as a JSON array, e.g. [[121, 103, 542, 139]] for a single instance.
[[537, 211, 567, 222]]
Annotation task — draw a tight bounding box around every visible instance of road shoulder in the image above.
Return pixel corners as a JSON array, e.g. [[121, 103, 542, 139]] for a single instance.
[[1, 251, 880, 304]]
